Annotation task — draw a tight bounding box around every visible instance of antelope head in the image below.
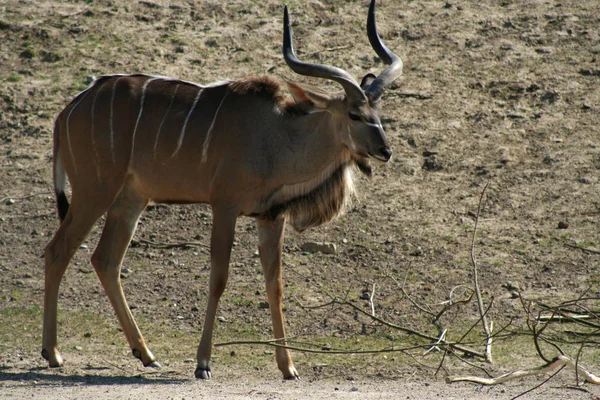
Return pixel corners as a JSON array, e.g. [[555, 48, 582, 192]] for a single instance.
[[283, 0, 403, 166]]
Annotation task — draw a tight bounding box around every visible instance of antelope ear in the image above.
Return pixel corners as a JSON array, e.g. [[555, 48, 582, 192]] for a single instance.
[[360, 73, 377, 90], [286, 81, 330, 109]]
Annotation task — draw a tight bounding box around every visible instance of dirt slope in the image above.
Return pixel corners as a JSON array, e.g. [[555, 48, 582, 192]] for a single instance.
[[1, 0, 599, 399]]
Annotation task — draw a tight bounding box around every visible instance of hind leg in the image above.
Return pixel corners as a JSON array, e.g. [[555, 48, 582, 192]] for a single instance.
[[90, 185, 158, 367], [42, 196, 111, 367]]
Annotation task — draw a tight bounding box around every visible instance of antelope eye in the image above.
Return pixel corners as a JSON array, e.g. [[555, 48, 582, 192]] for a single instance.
[[348, 113, 361, 121]]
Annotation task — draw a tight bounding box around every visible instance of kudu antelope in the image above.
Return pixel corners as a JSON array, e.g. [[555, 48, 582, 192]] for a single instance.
[[42, 0, 402, 379]]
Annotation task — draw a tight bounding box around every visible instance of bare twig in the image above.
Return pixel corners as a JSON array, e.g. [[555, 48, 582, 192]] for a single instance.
[[329, 295, 486, 359], [0, 191, 52, 204], [390, 272, 435, 317], [433, 288, 475, 324], [470, 181, 493, 363], [131, 238, 208, 249], [564, 242, 600, 255], [293, 296, 336, 310], [447, 355, 600, 385], [537, 314, 593, 322], [369, 283, 376, 317], [215, 338, 422, 355], [423, 329, 447, 356], [304, 45, 351, 58], [510, 364, 566, 400]]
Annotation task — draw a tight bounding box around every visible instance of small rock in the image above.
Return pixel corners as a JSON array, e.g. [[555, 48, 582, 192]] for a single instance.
[[258, 301, 270, 309], [503, 281, 521, 292], [321, 343, 332, 351], [217, 316, 226, 322], [79, 244, 88, 250], [557, 221, 569, 229], [409, 247, 423, 256], [301, 241, 337, 254], [350, 387, 359, 392], [423, 155, 443, 171], [4, 198, 15, 205], [499, 148, 512, 164], [75, 346, 83, 351]]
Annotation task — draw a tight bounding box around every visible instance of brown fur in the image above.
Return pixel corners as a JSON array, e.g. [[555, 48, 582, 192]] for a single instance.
[[255, 157, 371, 232], [228, 75, 311, 116]]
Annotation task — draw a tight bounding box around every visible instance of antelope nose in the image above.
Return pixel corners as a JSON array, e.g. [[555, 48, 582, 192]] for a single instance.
[[380, 147, 392, 162]]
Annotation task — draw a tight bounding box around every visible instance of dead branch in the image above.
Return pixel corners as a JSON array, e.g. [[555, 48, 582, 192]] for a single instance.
[[446, 355, 600, 385], [423, 329, 447, 355], [304, 45, 351, 58], [293, 296, 336, 310], [215, 338, 423, 355], [389, 272, 435, 317], [329, 295, 486, 360], [565, 242, 600, 255], [470, 181, 493, 363], [0, 191, 52, 204], [369, 283, 376, 317], [433, 287, 475, 324], [131, 238, 208, 249], [510, 365, 566, 400]]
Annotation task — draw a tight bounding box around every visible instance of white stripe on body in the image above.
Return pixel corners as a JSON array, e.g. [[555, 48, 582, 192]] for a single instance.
[[90, 79, 110, 181], [201, 91, 229, 163], [108, 77, 122, 164], [129, 77, 161, 168], [153, 83, 180, 160], [65, 85, 95, 175], [170, 86, 203, 158]]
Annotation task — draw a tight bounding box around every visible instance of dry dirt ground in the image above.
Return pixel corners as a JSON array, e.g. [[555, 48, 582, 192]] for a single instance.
[[1, 0, 600, 399]]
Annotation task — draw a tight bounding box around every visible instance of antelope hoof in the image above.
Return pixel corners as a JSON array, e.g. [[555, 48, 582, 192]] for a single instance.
[[195, 367, 212, 380], [41, 348, 63, 368], [283, 366, 300, 380], [145, 360, 162, 369], [132, 348, 158, 367]]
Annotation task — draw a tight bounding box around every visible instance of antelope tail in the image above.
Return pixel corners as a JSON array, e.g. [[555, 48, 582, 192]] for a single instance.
[[53, 119, 69, 221]]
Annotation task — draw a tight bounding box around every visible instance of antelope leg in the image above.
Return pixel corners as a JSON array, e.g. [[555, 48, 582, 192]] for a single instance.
[[90, 186, 158, 367], [42, 199, 107, 367], [195, 204, 238, 379], [257, 216, 299, 380]]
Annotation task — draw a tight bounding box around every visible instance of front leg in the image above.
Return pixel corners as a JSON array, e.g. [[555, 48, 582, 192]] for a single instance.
[[195, 205, 238, 379], [256, 216, 299, 380]]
